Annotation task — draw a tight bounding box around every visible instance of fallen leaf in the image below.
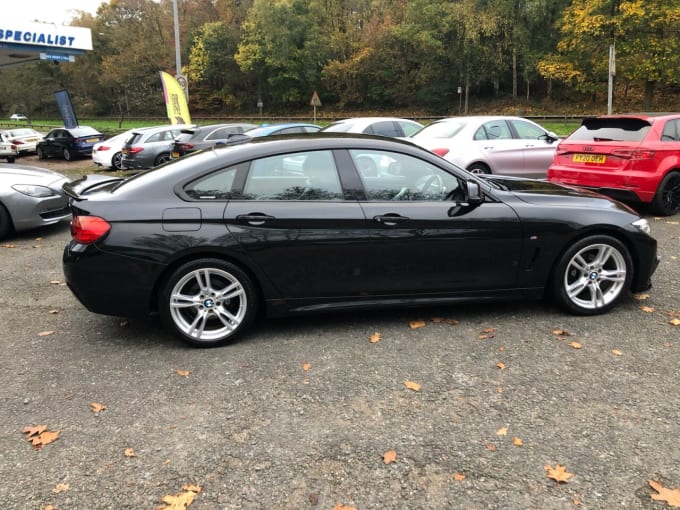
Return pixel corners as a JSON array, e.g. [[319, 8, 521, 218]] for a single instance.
[[333, 505, 357, 510], [48, 309, 59, 315], [369, 332, 382, 343], [182, 484, 201, 493], [302, 363, 312, 371], [49, 280, 62, 285], [90, 402, 107, 413], [568, 341, 582, 349], [24, 429, 60, 450], [124, 448, 136, 457], [482, 327, 497, 333], [452, 472, 466, 481], [445, 319, 460, 325], [2, 244, 18, 248], [175, 369, 190, 377], [159, 490, 196, 510], [640, 306, 655, 313], [497, 386, 504, 393], [409, 320, 426, 329], [546, 464, 574, 483], [496, 362, 506, 370], [496, 426, 508, 436], [670, 318, 680, 326], [512, 437, 523, 447], [431, 317, 444, 323], [404, 380, 421, 392], [38, 331, 55, 337], [45, 506, 55, 510], [611, 349, 623, 356], [573, 497, 581, 505], [21, 425, 47, 438], [53, 483, 70, 494], [552, 329, 571, 336], [485, 443, 497, 452], [634, 293, 650, 300], [649, 480, 680, 507], [383, 450, 397, 464], [663, 342, 672, 348]]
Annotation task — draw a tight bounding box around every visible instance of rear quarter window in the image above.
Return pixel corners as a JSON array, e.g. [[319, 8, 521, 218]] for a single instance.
[[566, 118, 651, 142]]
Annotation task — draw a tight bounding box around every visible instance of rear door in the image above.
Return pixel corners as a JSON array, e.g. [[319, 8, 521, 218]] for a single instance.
[[472, 120, 527, 176], [508, 118, 558, 178]]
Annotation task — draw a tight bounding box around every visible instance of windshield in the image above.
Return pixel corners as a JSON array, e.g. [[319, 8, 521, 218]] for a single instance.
[[566, 118, 651, 142]]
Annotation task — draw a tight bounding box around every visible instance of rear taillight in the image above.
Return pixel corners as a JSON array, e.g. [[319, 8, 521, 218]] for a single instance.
[[13, 140, 25, 146], [127, 146, 144, 154], [611, 149, 655, 160], [432, 148, 450, 157], [97, 145, 112, 151], [71, 216, 111, 244], [177, 143, 194, 151]]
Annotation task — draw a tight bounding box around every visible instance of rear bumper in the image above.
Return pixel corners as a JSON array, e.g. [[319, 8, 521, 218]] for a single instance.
[[547, 166, 658, 203]]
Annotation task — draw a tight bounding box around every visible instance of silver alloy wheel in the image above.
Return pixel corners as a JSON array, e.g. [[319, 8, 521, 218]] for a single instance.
[[563, 243, 627, 310], [169, 267, 247, 342]]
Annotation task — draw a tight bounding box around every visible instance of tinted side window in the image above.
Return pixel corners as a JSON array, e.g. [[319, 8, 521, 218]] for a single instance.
[[661, 120, 680, 142], [476, 121, 512, 140], [184, 167, 239, 200], [511, 119, 546, 139], [350, 150, 461, 201], [146, 132, 163, 143]]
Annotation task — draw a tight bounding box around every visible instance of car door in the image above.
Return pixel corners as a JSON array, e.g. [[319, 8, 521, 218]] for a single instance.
[[509, 118, 559, 178], [349, 149, 523, 294], [44, 129, 67, 157], [472, 120, 527, 176], [223, 149, 368, 298]]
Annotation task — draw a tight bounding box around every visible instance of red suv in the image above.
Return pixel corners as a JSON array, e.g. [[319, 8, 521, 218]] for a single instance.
[[547, 113, 680, 216]]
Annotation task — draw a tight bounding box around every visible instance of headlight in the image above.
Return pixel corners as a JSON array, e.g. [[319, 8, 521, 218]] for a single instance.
[[12, 184, 57, 198], [632, 218, 651, 235]]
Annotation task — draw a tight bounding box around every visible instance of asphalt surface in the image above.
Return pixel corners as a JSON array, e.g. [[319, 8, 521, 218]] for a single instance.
[[1, 156, 679, 510]]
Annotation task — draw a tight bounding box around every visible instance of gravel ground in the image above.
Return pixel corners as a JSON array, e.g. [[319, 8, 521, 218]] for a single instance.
[[0, 155, 678, 510]]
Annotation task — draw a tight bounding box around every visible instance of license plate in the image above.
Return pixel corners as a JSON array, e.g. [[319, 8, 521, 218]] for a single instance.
[[172, 151, 180, 158], [573, 154, 606, 164], [86, 138, 99, 143], [26, 138, 38, 142], [122, 149, 129, 154]]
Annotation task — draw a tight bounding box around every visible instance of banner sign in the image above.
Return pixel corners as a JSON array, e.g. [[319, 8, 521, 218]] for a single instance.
[[54, 89, 78, 128], [159, 71, 191, 125]]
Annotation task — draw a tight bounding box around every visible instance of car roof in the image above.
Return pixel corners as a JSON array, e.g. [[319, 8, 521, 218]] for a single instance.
[[245, 123, 321, 136]]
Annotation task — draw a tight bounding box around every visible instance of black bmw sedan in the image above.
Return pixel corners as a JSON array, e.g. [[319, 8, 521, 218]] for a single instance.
[[62, 134, 659, 347]]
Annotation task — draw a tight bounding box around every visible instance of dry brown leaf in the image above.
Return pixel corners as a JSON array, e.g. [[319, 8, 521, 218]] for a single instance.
[[569, 341, 582, 349], [496, 426, 508, 436], [333, 505, 357, 510], [649, 480, 680, 507], [124, 448, 136, 457], [53, 483, 70, 494], [175, 369, 190, 377], [512, 437, 523, 447], [302, 363, 312, 371], [634, 293, 650, 300], [546, 464, 574, 483], [90, 402, 107, 413], [404, 380, 421, 392], [482, 327, 497, 333], [26, 429, 60, 450], [369, 332, 382, 343], [431, 317, 444, 323], [452, 472, 466, 481], [38, 331, 54, 337], [159, 490, 196, 510], [485, 443, 497, 452], [48, 309, 59, 315], [445, 319, 460, 325], [409, 320, 426, 329], [552, 329, 571, 336], [2, 244, 18, 248], [640, 305, 655, 313], [611, 349, 623, 356], [383, 450, 397, 464], [496, 362, 506, 370], [182, 484, 202, 493], [497, 386, 504, 394], [45, 506, 55, 510], [670, 318, 680, 326], [22, 425, 47, 438]]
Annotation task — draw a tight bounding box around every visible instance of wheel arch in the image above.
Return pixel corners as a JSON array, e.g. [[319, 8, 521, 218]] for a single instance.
[[0, 201, 16, 239]]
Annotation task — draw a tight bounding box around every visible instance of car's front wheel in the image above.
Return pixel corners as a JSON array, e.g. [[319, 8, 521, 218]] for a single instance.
[[111, 152, 124, 170], [651, 171, 680, 216], [552, 235, 632, 315], [467, 163, 491, 174], [37, 147, 46, 160], [160, 259, 257, 347], [63, 148, 72, 161]]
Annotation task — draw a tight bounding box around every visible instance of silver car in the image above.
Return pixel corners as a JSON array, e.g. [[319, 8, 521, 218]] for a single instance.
[[121, 125, 191, 170], [409, 116, 559, 178], [0, 163, 71, 239]]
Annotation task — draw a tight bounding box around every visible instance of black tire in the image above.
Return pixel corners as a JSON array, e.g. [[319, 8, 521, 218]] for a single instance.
[[7, 156, 15, 163], [37, 147, 46, 160], [552, 235, 632, 315], [467, 163, 491, 174], [63, 148, 73, 161], [650, 171, 680, 216], [111, 152, 124, 170], [0, 203, 14, 240], [159, 259, 258, 347], [154, 153, 171, 166]]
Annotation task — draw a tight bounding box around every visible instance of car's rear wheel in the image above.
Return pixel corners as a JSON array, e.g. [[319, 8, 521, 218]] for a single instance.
[[111, 152, 124, 170], [0, 203, 13, 240], [651, 171, 680, 216], [63, 148, 72, 161], [552, 235, 632, 315], [467, 163, 491, 174], [37, 147, 46, 160], [155, 153, 171, 166], [6, 156, 15, 163], [160, 259, 257, 347]]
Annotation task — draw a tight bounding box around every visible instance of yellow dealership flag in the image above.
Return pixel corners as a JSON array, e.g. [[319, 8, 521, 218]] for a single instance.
[[159, 71, 191, 125]]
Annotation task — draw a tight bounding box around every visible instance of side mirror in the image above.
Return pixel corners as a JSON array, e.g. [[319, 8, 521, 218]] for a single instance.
[[466, 180, 483, 205]]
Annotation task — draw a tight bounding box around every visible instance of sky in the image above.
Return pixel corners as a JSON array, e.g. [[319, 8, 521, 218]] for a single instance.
[[14, 1, 107, 25]]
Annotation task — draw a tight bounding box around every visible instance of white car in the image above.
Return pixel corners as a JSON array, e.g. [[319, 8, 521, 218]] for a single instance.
[[321, 117, 423, 138], [9, 114, 28, 121], [92, 128, 152, 170], [0, 140, 17, 162], [409, 116, 559, 179], [0, 128, 43, 155]]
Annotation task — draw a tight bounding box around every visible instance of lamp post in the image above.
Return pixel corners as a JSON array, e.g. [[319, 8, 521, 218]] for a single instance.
[[172, 0, 188, 99]]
